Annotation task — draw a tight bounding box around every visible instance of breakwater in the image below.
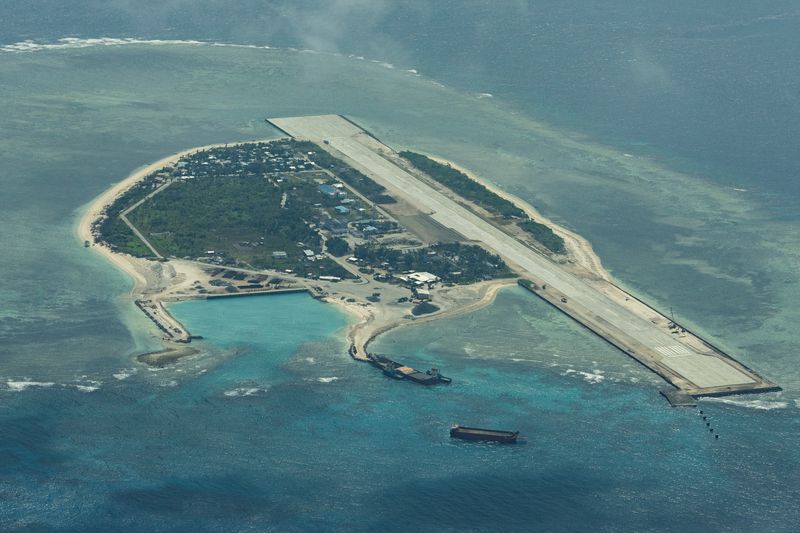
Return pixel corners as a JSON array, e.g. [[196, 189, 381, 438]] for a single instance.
[[135, 299, 191, 343], [267, 114, 779, 403], [135, 287, 313, 351], [203, 287, 309, 299], [516, 279, 780, 401]]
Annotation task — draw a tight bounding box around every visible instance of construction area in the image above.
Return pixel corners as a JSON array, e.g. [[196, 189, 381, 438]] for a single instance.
[[267, 114, 780, 401]]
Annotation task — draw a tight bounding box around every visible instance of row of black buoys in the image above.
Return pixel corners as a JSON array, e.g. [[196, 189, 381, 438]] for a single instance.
[[698, 409, 720, 439]]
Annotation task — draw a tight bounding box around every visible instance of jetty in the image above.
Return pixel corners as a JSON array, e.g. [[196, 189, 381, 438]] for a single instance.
[[135, 299, 191, 343], [268, 114, 779, 402]]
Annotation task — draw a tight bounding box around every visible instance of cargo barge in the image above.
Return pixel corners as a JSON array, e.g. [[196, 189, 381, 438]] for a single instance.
[[449, 425, 519, 443], [367, 354, 451, 385]]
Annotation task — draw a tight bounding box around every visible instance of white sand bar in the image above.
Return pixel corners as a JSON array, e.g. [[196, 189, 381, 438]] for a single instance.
[[269, 115, 778, 396]]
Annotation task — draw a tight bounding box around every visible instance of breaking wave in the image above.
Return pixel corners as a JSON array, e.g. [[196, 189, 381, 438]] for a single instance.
[[223, 387, 262, 397], [563, 368, 606, 384], [6, 380, 55, 391], [705, 397, 789, 411], [0, 37, 431, 91], [113, 368, 136, 380]]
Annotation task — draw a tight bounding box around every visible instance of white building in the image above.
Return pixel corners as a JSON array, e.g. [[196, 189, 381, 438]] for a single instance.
[[407, 272, 439, 284]]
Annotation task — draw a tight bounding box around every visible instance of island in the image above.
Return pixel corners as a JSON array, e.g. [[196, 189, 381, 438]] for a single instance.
[[78, 114, 779, 403]]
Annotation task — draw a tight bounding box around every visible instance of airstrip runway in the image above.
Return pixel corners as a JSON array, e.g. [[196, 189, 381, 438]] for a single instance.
[[269, 114, 778, 399]]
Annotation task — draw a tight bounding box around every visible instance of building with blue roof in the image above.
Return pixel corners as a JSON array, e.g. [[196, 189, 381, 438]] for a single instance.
[[318, 184, 337, 197]]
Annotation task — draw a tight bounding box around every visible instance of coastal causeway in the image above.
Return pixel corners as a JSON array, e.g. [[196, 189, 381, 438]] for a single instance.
[[79, 113, 778, 402], [268, 115, 779, 400]]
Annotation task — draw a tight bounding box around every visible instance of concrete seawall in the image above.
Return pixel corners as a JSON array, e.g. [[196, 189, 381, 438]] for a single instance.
[[267, 114, 780, 402], [136, 288, 312, 346], [135, 299, 191, 343], [203, 287, 310, 299], [516, 280, 780, 400]]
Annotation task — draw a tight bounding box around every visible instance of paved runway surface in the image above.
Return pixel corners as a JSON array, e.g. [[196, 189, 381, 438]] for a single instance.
[[270, 115, 775, 395]]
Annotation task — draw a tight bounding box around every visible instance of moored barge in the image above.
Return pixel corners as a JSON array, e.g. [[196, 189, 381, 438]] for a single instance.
[[368, 354, 451, 385], [449, 425, 519, 443]]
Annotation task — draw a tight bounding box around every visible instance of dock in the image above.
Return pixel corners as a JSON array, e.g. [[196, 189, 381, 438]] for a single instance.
[[202, 287, 310, 299], [135, 299, 191, 343], [268, 114, 779, 402], [137, 288, 310, 346]]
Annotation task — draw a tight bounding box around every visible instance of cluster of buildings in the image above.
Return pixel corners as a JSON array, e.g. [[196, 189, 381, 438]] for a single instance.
[[172, 142, 315, 181], [316, 181, 401, 243]]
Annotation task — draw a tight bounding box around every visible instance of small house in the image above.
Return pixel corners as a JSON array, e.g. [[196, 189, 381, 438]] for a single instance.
[[318, 184, 337, 197]]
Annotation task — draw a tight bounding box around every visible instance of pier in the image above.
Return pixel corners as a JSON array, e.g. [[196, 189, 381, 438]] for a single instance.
[[268, 114, 779, 401], [135, 299, 191, 343], [202, 287, 310, 299]]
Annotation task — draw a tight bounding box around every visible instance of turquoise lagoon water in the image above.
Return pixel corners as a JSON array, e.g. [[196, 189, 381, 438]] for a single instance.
[[1, 42, 799, 529], [2, 289, 798, 530]]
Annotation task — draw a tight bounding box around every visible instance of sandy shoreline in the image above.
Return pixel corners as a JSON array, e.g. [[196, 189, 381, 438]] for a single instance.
[[362, 278, 516, 353], [427, 156, 610, 281], [76, 142, 260, 295], [77, 140, 611, 367], [324, 277, 517, 360]]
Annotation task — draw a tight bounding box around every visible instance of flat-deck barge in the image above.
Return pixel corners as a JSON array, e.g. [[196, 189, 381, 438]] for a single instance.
[[368, 354, 451, 385], [450, 425, 519, 443]]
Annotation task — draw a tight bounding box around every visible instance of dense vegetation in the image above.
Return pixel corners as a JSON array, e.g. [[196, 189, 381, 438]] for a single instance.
[[97, 140, 360, 278], [96, 216, 150, 257], [412, 302, 440, 316], [400, 151, 566, 255], [325, 237, 350, 257], [97, 140, 310, 257], [94, 170, 165, 256], [399, 151, 526, 219], [354, 242, 513, 283], [518, 219, 566, 254], [128, 175, 319, 265]]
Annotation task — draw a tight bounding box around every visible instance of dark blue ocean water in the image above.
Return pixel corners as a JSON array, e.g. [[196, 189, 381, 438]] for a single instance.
[[1, 3, 799, 530], [3, 291, 798, 531]]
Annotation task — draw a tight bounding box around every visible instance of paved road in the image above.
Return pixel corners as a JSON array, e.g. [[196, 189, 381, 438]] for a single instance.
[[270, 115, 765, 391]]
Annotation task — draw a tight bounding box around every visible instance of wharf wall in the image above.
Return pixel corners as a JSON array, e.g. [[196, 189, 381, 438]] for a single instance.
[[516, 279, 779, 400], [203, 287, 309, 299], [134, 299, 191, 343]]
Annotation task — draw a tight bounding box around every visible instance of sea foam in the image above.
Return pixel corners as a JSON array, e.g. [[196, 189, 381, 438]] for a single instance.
[[223, 387, 262, 397], [6, 380, 55, 391], [705, 397, 788, 411], [113, 369, 135, 380], [563, 368, 606, 384]]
